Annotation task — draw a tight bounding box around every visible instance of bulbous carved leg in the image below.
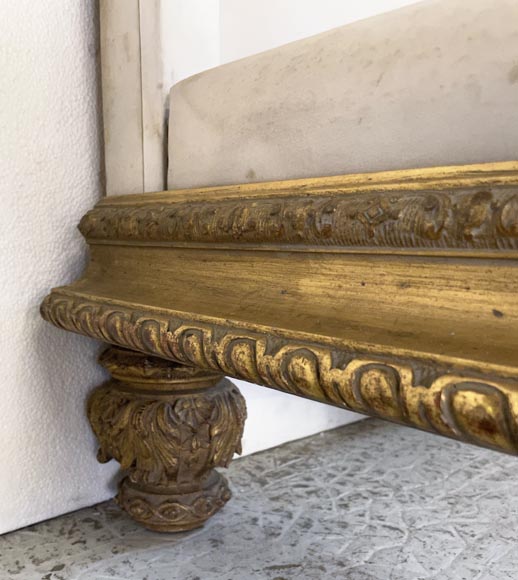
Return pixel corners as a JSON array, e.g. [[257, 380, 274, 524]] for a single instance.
[[87, 347, 247, 532]]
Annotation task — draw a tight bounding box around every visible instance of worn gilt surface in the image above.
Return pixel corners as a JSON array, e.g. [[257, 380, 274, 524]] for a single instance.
[[80, 187, 518, 251], [88, 347, 246, 532], [78, 162, 518, 254], [41, 162, 518, 530]]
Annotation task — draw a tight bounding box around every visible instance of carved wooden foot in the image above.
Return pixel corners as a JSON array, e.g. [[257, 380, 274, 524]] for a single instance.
[[87, 347, 247, 532]]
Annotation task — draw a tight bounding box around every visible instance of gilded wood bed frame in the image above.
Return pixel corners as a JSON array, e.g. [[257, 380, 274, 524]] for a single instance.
[[41, 161, 518, 532]]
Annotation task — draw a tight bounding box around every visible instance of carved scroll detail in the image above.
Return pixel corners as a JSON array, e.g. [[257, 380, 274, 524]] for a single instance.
[[43, 293, 518, 454], [79, 188, 518, 250]]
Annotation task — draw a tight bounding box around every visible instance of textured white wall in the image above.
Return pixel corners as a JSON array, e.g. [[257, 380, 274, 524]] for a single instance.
[[0, 1, 118, 534]]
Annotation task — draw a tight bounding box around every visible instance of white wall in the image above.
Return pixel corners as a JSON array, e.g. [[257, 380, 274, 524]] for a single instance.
[[161, 0, 221, 87], [0, 1, 119, 534], [220, 0, 421, 63]]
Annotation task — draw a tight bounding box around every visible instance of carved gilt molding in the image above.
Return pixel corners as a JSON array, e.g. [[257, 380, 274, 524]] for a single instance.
[[42, 291, 518, 455], [79, 187, 518, 252], [40, 161, 518, 531], [78, 162, 518, 253]]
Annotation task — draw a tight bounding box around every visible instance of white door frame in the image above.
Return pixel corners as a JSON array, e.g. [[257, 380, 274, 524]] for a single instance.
[[100, 0, 220, 196]]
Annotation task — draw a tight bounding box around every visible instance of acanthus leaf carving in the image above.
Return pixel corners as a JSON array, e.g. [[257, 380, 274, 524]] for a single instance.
[[86, 346, 246, 532]]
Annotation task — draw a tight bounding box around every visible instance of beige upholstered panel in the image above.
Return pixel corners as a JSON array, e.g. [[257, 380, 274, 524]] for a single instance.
[[168, 0, 518, 189]]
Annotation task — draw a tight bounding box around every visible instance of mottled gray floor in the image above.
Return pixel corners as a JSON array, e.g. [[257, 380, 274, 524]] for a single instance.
[[3, 419, 518, 580]]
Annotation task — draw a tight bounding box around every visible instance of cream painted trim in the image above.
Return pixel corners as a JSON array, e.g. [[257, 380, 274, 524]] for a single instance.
[[100, 0, 165, 196], [140, 1, 167, 194]]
